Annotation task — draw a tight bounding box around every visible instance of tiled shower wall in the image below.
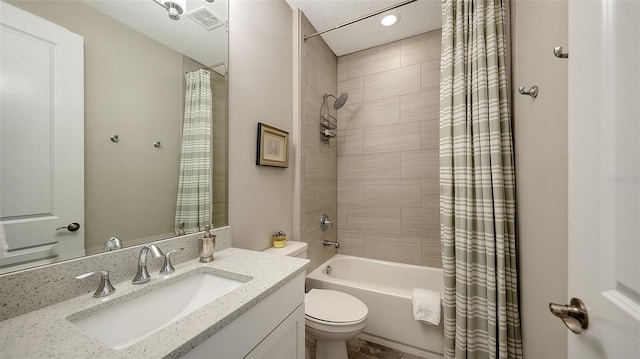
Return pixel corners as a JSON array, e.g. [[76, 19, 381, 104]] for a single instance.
[[299, 13, 339, 271], [336, 30, 442, 268]]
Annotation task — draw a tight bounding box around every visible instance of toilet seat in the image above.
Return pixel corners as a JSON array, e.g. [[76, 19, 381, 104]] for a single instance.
[[305, 289, 368, 325]]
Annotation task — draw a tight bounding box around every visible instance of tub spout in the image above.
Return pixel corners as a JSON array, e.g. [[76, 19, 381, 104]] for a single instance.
[[323, 240, 340, 248]]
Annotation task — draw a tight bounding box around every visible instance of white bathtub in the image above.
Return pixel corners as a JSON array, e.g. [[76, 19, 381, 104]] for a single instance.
[[306, 254, 444, 358]]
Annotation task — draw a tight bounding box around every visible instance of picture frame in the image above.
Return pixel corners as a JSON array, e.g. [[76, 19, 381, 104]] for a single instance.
[[256, 123, 289, 168]]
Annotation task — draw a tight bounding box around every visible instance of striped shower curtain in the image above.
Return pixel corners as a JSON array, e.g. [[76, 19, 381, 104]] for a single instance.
[[175, 69, 212, 234], [439, 0, 522, 358]]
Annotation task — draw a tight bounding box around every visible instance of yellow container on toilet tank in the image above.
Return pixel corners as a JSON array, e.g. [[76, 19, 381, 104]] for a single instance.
[[272, 231, 287, 248]]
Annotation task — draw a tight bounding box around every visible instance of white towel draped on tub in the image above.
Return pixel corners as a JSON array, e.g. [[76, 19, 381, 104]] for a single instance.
[[412, 288, 441, 325]]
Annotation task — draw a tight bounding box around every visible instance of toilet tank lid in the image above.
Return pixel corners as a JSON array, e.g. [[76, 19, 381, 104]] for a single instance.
[[262, 241, 308, 257]]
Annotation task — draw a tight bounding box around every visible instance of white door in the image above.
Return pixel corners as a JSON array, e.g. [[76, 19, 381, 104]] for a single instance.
[[0, 1, 85, 272], [567, 0, 640, 357]]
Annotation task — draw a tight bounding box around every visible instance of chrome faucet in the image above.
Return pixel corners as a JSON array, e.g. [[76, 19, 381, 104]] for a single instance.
[[323, 240, 340, 248], [132, 244, 164, 285]]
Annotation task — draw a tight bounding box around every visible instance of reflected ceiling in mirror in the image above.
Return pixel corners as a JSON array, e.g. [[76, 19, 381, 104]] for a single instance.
[[0, 0, 228, 274]]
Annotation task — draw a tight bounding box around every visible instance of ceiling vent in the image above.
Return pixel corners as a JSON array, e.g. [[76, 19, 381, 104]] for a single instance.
[[187, 7, 225, 31]]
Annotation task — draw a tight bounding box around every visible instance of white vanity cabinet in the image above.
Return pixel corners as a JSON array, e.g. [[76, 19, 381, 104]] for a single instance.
[[181, 273, 306, 359]]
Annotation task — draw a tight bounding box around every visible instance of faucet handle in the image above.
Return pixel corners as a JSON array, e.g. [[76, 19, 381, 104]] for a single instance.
[[320, 214, 333, 231], [76, 271, 116, 298], [160, 248, 183, 275]]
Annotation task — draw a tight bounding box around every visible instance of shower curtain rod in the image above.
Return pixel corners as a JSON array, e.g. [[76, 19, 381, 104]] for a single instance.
[[303, 0, 419, 40]]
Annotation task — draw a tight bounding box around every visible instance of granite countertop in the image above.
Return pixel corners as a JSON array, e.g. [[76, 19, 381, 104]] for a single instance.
[[0, 248, 309, 358]]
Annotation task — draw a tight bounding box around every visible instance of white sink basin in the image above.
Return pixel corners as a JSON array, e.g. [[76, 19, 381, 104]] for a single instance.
[[68, 268, 249, 350]]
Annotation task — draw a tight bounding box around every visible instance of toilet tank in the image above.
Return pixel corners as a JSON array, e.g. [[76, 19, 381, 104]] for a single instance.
[[262, 241, 308, 259]]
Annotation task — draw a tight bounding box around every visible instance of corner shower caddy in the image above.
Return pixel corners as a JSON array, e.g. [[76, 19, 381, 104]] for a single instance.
[[320, 94, 337, 145]]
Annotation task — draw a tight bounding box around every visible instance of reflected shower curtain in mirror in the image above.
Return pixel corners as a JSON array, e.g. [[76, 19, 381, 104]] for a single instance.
[[439, 0, 522, 358], [175, 69, 211, 234]]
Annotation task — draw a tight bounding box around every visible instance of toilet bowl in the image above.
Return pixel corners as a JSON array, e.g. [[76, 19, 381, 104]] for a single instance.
[[262, 241, 369, 359], [305, 289, 368, 359]]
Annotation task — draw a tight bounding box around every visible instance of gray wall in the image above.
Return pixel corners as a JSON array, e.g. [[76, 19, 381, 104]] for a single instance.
[[512, 0, 569, 357], [335, 30, 442, 267], [228, 0, 294, 250]]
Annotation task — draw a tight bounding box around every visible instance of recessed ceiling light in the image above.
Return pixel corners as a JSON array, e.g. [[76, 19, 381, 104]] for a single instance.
[[380, 13, 399, 27]]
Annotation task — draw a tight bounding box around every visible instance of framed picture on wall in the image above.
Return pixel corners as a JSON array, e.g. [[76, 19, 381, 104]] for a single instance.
[[256, 123, 289, 168]]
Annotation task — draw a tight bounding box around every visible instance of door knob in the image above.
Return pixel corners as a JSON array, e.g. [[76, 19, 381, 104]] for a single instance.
[[549, 297, 589, 334], [56, 222, 80, 232]]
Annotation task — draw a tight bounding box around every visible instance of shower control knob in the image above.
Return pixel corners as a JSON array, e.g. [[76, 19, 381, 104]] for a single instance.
[[320, 214, 333, 231]]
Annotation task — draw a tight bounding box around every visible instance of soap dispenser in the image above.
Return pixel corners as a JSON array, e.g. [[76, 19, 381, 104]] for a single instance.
[[198, 224, 216, 262]]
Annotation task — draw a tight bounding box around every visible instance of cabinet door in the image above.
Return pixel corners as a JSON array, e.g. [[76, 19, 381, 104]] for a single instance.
[[245, 304, 305, 359]]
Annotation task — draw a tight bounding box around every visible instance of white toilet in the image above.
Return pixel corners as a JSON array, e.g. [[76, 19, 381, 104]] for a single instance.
[[263, 241, 368, 359]]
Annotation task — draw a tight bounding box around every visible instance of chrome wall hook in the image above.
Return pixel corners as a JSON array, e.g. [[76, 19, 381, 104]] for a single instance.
[[553, 46, 569, 58], [518, 85, 539, 98], [153, 141, 161, 148], [110, 134, 119, 143]]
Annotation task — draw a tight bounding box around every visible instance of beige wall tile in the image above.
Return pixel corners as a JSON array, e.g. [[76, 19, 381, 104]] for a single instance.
[[337, 155, 347, 180], [305, 84, 323, 123], [363, 122, 421, 154], [421, 61, 440, 91], [364, 179, 421, 207], [401, 89, 439, 124], [337, 230, 365, 256], [304, 117, 320, 151], [338, 78, 364, 104], [364, 233, 422, 265], [364, 180, 422, 207], [401, 149, 438, 179], [401, 206, 439, 238], [316, 179, 337, 212], [422, 236, 442, 268], [422, 178, 439, 210], [337, 56, 347, 81], [400, 30, 442, 67], [363, 64, 421, 102], [301, 13, 315, 36], [347, 152, 401, 180], [337, 128, 363, 156], [346, 42, 400, 79], [317, 60, 337, 99], [420, 119, 439, 150], [306, 55, 317, 88], [337, 204, 347, 230], [306, 147, 336, 180], [331, 31, 443, 268], [346, 96, 400, 129], [306, 34, 336, 71], [301, 180, 318, 212], [338, 180, 364, 206], [348, 206, 401, 234]]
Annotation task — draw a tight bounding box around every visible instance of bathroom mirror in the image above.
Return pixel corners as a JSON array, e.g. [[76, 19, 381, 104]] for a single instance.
[[0, 0, 228, 273]]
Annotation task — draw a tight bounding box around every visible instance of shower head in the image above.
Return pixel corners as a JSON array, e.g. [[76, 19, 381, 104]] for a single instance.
[[324, 93, 349, 110], [334, 93, 348, 109]]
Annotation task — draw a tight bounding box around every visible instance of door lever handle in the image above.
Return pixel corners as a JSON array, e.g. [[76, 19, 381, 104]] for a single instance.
[[549, 297, 589, 334], [56, 222, 80, 232]]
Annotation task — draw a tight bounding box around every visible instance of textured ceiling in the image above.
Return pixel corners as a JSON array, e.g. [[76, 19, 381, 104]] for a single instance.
[[82, 0, 228, 73], [285, 0, 442, 56]]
